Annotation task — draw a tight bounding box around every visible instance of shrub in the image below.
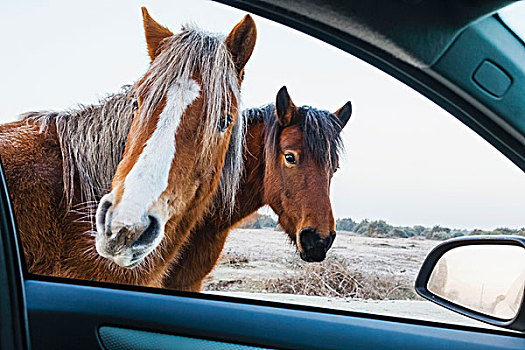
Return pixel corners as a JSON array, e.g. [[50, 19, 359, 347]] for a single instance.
[[336, 218, 357, 231], [258, 214, 277, 228], [238, 213, 277, 229], [389, 227, 410, 238], [354, 219, 370, 235], [413, 225, 426, 236], [469, 227, 525, 237]]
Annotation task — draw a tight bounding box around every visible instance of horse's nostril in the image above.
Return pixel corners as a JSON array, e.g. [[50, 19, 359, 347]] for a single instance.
[[133, 215, 160, 247], [97, 199, 113, 237]]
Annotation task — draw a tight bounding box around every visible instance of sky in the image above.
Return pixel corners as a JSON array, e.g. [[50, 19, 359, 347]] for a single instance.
[[1, 0, 524, 230]]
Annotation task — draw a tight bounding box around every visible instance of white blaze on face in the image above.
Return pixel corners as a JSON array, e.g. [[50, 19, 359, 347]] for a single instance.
[[110, 79, 201, 231]]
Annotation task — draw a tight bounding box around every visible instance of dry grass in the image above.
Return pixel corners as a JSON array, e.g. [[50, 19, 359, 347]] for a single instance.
[[205, 251, 252, 291], [218, 251, 250, 268], [206, 279, 244, 290], [206, 253, 416, 300], [260, 257, 416, 300]]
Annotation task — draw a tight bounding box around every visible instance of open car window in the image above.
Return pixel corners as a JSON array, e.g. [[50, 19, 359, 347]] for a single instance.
[[1, 0, 524, 336]]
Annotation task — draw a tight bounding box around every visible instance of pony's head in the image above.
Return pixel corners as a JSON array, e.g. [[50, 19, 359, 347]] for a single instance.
[[95, 8, 256, 268], [264, 87, 352, 262]]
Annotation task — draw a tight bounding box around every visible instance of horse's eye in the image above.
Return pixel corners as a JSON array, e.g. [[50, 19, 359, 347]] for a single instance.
[[284, 153, 297, 165], [218, 113, 233, 132], [132, 99, 139, 112]]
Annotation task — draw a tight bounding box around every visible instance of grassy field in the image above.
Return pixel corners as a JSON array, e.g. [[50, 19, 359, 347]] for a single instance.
[[202, 228, 499, 329], [204, 228, 437, 300]]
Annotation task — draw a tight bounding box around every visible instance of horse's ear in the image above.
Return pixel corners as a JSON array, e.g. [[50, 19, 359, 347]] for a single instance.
[[142, 7, 173, 62], [275, 86, 296, 127], [225, 14, 257, 75], [334, 101, 352, 130]]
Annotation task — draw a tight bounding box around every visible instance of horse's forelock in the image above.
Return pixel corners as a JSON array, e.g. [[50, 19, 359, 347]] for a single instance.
[[302, 107, 344, 172], [247, 104, 344, 174]]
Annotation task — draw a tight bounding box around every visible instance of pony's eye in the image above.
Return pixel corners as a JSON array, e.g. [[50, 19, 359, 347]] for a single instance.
[[218, 113, 233, 132], [132, 99, 139, 112], [284, 153, 297, 165]]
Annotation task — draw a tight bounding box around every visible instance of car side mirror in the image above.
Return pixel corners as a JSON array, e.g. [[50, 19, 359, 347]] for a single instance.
[[415, 236, 525, 332]]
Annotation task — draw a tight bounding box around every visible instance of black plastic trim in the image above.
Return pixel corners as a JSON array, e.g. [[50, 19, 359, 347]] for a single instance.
[[0, 161, 30, 349]]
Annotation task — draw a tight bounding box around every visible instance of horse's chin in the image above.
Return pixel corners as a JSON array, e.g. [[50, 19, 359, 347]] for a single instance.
[[95, 239, 148, 269], [109, 252, 150, 269], [299, 250, 326, 263], [119, 258, 141, 269]]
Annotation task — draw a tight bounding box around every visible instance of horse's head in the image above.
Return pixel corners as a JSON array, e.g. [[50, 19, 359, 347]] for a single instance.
[[95, 8, 256, 268], [264, 87, 352, 262]]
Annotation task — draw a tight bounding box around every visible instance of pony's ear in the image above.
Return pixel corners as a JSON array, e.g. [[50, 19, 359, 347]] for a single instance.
[[225, 14, 257, 75], [334, 101, 352, 130], [142, 7, 173, 62], [275, 86, 296, 127]]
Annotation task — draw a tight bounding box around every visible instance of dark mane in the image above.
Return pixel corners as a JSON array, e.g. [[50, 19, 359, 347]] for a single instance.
[[244, 104, 344, 171]]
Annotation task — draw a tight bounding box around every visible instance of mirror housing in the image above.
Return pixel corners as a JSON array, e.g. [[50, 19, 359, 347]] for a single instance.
[[415, 236, 525, 332]]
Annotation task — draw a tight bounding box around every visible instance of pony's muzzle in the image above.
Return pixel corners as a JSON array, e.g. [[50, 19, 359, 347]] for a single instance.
[[95, 196, 162, 268], [299, 228, 335, 262]]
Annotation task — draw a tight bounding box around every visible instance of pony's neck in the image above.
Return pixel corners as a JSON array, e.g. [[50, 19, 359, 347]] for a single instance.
[[238, 118, 267, 216], [207, 116, 266, 232]]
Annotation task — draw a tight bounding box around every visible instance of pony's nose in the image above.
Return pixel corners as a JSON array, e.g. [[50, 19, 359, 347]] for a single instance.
[[299, 228, 334, 262], [108, 215, 160, 249]]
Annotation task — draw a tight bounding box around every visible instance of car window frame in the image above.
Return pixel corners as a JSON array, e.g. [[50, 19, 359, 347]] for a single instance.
[[0, 164, 30, 349]]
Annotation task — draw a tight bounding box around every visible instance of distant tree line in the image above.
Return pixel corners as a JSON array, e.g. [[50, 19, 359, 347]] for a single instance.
[[238, 214, 524, 240], [238, 213, 277, 229], [335, 218, 525, 240]]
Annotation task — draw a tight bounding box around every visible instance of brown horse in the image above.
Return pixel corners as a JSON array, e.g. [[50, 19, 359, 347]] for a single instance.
[[0, 8, 256, 287], [164, 86, 352, 291]]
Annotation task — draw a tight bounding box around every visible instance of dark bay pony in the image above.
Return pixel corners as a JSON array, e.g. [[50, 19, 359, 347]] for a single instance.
[[164, 86, 352, 291], [0, 8, 256, 287]]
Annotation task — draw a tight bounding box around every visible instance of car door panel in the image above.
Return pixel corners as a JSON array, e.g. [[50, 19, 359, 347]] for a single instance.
[[26, 280, 525, 350], [98, 327, 271, 350]]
